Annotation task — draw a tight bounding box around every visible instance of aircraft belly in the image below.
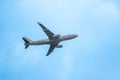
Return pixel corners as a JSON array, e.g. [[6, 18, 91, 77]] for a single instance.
[[59, 35, 76, 41], [31, 40, 50, 45], [59, 37, 70, 41]]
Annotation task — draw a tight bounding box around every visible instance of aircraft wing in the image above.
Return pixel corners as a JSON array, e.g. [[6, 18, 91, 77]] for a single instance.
[[38, 22, 55, 40], [46, 43, 58, 56]]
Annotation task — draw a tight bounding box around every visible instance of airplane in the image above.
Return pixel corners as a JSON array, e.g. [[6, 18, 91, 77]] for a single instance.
[[22, 22, 78, 56]]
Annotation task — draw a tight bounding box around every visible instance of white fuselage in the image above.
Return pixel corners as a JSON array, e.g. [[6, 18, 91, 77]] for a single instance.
[[29, 34, 78, 45]]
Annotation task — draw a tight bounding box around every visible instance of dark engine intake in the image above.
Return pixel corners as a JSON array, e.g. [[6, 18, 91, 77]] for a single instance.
[[54, 34, 61, 38]]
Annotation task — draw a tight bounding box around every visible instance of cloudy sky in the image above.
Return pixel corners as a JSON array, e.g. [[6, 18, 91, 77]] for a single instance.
[[0, 0, 120, 80]]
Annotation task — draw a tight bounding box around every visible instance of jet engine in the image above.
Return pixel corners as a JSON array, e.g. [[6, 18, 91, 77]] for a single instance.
[[54, 34, 61, 38], [56, 45, 63, 48]]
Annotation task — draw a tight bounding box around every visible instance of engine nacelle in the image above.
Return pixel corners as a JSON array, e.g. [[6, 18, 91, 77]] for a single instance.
[[56, 45, 63, 48], [54, 34, 61, 38]]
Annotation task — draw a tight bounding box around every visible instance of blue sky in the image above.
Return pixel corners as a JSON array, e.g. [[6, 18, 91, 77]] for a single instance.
[[0, 0, 120, 80]]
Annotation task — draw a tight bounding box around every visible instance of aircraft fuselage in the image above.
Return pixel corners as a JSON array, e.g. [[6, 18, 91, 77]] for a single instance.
[[28, 34, 78, 45], [23, 22, 78, 56]]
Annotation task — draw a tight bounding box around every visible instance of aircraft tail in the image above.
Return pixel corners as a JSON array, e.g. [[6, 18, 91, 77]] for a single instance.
[[22, 37, 32, 49]]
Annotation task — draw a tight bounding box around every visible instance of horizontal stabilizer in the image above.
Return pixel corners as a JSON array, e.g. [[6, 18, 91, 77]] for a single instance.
[[22, 37, 32, 43], [22, 37, 32, 49]]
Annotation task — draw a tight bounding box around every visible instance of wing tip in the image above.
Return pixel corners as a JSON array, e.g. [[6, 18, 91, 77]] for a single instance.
[[37, 22, 40, 25], [37, 22, 44, 28], [46, 54, 49, 56], [46, 52, 50, 56]]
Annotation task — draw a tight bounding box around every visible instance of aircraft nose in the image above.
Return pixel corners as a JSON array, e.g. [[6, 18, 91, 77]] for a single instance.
[[74, 34, 78, 38]]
